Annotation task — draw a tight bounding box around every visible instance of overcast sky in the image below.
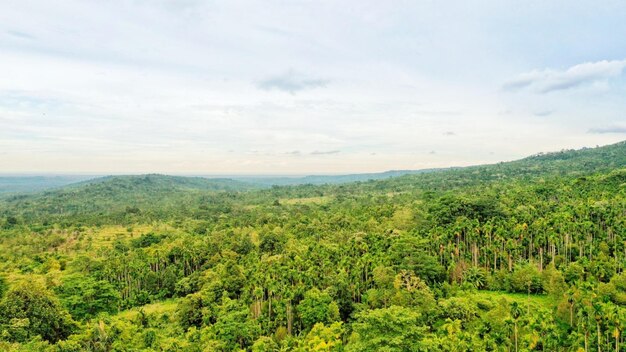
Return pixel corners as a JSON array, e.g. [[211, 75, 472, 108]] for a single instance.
[[1, 0, 625, 174]]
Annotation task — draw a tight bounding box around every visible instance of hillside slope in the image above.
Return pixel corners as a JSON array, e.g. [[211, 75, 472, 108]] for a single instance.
[[232, 168, 444, 186], [0, 141, 624, 225], [0, 141, 625, 351], [0, 174, 256, 224], [368, 140, 626, 191], [0, 175, 98, 196]]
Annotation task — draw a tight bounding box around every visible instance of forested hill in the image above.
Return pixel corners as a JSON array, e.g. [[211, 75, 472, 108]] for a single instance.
[[0, 175, 97, 195], [491, 140, 626, 177], [364, 140, 626, 192], [0, 141, 625, 225], [0, 141, 626, 351], [230, 169, 443, 186], [239, 141, 626, 187], [0, 174, 257, 224], [71, 174, 256, 192]]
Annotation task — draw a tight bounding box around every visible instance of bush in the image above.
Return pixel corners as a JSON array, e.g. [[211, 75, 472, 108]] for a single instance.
[[56, 274, 120, 320], [564, 262, 585, 283], [297, 289, 340, 332], [0, 276, 7, 299], [0, 280, 76, 343], [486, 269, 509, 291], [508, 263, 543, 294]]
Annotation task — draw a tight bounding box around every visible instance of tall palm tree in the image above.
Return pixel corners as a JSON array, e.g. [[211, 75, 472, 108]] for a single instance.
[[510, 301, 523, 352]]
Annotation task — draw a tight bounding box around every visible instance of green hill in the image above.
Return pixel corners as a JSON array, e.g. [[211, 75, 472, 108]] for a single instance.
[[231, 168, 444, 186], [2, 141, 625, 225], [369, 140, 626, 191], [1, 141, 626, 351], [0, 174, 256, 224], [0, 175, 98, 196]]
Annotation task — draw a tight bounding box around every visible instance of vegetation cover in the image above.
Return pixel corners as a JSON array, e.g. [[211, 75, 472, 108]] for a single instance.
[[0, 141, 625, 351]]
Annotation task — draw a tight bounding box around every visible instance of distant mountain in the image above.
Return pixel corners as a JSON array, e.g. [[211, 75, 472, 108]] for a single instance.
[[369, 140, 626, 191], [1, 141, 624, 224], [0, 175, 98, 195], [71, 174, 257, 192], [232, 141, 626, 187], [511, 141, 626, 174], [0, 174, 255, 198], [470, 140, 626, 180], [0, 174, 257, 223], [231, 169, 445, 186], [0, 169, 440, 196]]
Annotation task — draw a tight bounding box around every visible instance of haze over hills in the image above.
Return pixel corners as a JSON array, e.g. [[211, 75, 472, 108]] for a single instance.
[[0, 176, 97, 195], [227, 168, 445, 187], [1, 140, 624, 225], [2, 140, 625, 197], [3, 2, 626, 350], [0, 170, 438, 196], [0, 139, 625, 351]]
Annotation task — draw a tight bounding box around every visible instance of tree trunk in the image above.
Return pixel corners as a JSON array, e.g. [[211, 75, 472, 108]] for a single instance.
[[287, 301, 293, 335], [514, 322, 518, 352], [597, 322, 601, 352], [494, 250, 497, 271]]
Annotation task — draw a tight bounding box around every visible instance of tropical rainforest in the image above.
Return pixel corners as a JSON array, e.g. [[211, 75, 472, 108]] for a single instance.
[[0, 141, 625, 351]]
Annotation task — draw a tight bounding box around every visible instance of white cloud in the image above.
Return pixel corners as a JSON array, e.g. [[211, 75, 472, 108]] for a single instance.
[[533, 110, 554, 117], [588, 125, 626, 134], [257, 70, 329, 94], [504, 60, 626, 93], [1, 1, 626, 174], [310, 150, 340, 155]]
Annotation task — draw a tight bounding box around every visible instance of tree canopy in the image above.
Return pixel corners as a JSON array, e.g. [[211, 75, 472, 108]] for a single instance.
[[0, 141, 625, 350]]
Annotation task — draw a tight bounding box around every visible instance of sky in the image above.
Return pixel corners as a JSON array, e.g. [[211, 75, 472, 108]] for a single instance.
[[1, 0, 626, 175]]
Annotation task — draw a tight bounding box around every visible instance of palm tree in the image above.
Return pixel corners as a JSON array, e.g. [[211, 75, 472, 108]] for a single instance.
[[464, 266, 486, 289], [510, 301, 523, 352], [567, 288, 576, 326], [592, 301, 603, 352], [603, 302, 620, 352]]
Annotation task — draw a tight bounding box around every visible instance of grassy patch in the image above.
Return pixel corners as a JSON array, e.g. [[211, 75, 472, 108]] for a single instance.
[[116, 299, 180, 320], [82, 224, 179, 250], [474, 290, 556, 308], [281, 196, 332, 205]]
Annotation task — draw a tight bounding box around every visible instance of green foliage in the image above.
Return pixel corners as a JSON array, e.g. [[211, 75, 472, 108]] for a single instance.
[[297, 289, 340, 331], [508, 263, 543, 294], [0, 276, 7, 299], [463, 266, 488, 289], [0, 280, 76, 343], [388, 236, 445, 283], [208, 294, 261, 350], [131, 232, 163, 248], [55, 274, 120, 320], [429, 195, 502, 225], [177, 293, 205, 330], [541, 264, 567, 298], [347, 306, 427, 352], [298, 322, 344, 351], [252, 336, 279, 351], [0, 141, 625, 350], [439, 296, 480, 323]]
